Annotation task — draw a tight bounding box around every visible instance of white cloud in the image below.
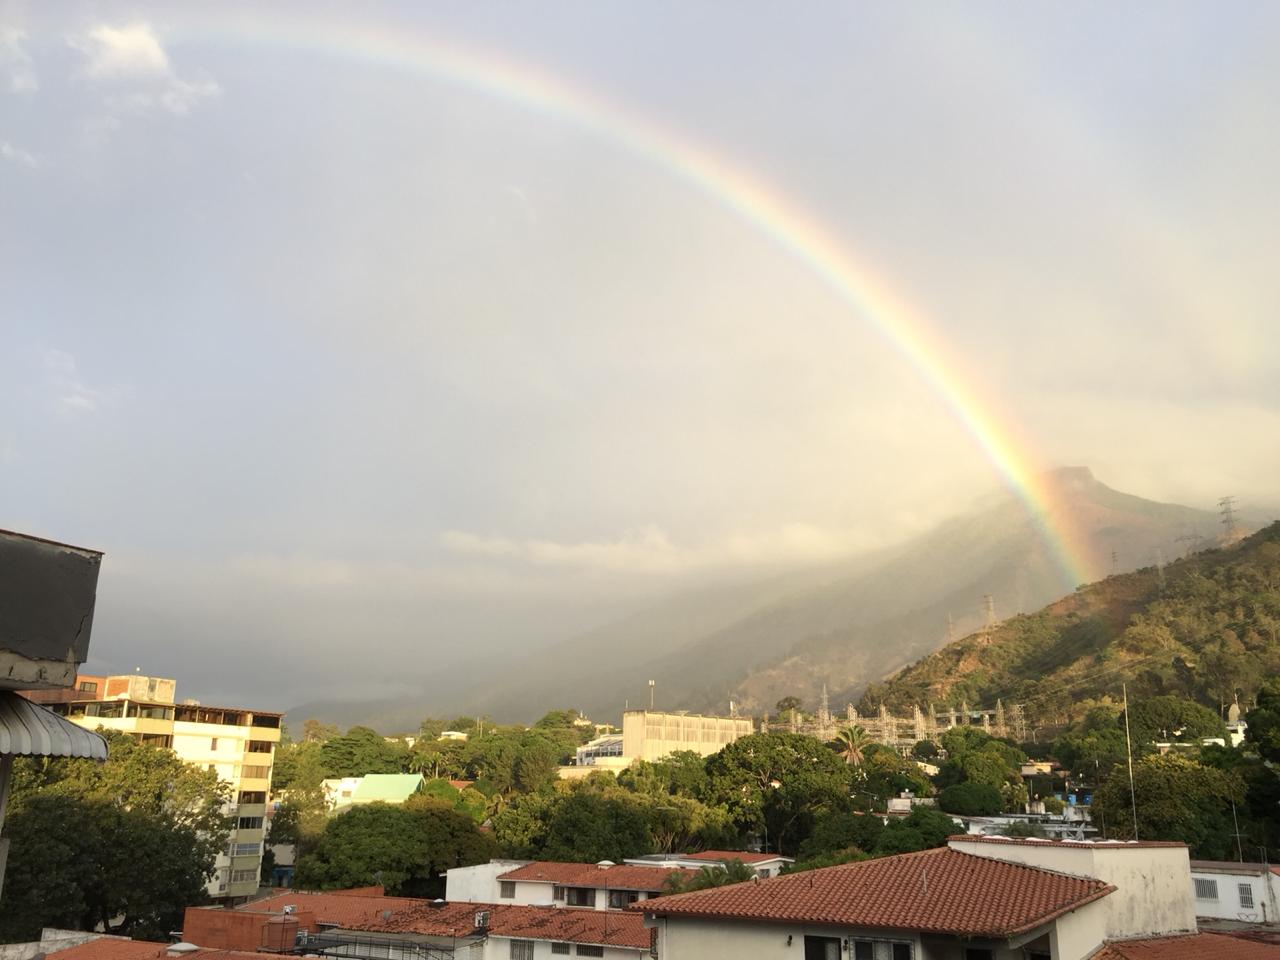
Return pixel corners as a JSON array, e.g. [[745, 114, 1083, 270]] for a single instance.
[[71, 22, 218, 117], [440, 522, 875, 576], [42, 348, 118, 415], [0, 140, 37, 167], [0, 29, 37, 93]]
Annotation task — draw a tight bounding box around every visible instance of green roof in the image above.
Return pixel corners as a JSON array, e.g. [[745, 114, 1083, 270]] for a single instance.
[[351, 773, 426, 803]]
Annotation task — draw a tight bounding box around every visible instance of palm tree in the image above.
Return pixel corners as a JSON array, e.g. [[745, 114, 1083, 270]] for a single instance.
[[834, 725, 872, 767]]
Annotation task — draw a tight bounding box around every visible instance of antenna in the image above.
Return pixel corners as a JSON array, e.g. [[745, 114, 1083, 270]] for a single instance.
[[1122, 683, 1139, 840], [648, 679, 656, 711]]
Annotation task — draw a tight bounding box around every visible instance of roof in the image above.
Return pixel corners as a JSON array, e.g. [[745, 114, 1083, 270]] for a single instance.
[[685, 850, 791, 864], [499, 861, 694, 890], [238, 889, 425, 926], [637, 847, 1114, 938], [1093, 933, 1280, 960], [0, 527, 102, 554], [951, 835, 1186, 850], [0, 690, 108, 759], [47, 941, 266, 960], [1190, 860, 1280, 877], [352, 773, 426, 802], [357, 901, 651, 949]]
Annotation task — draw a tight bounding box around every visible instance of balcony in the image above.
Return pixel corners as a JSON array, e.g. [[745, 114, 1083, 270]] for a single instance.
[[0, 530, 102, 690]]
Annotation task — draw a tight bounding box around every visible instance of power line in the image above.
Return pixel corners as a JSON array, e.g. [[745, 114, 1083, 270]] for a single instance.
[[1219, 496, 1240, 543]]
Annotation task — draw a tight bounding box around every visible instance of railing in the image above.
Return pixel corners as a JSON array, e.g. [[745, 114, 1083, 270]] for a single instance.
[[289, 930, 467, 959]]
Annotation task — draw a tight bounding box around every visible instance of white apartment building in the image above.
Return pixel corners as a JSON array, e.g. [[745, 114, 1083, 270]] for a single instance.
[[446, 860, 695, 909], [562, 710, 754, 778], [55, 675, 282, 903]]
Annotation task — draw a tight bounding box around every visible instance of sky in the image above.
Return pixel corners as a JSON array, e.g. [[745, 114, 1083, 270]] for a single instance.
[[2, 2, 1278, 710]]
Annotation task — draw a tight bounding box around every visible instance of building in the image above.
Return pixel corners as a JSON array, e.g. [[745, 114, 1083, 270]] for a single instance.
[[321, 772, 426, 812], [1189, 861, 1280, 924], [638, 835, 1206, 960], [622, 709, 753, 762], [624, 850, 795, 878], [51, 674, 283, 903], [446, 860, 697, 909], [182, 887, 651, 959]]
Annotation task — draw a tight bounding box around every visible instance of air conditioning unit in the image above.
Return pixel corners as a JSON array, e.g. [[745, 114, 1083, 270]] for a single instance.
[[474, 910, 490, 930]]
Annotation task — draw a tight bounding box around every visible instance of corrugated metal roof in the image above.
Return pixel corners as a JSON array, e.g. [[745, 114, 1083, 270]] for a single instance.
[[0, 691, 109, 759]]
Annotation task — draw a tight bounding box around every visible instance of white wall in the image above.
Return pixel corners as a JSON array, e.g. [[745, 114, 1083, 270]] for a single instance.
[[484, 936, 644, 960], [948, 840, 1196, 939], [1190, 868, 1279, 923], [445, 861, 531, 903]]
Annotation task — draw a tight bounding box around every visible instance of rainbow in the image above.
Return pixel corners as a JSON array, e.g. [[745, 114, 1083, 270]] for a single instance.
[[182, 13, 1096, 590]]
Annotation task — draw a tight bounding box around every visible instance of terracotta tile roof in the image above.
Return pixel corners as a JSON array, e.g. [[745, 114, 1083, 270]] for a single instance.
[[685, 850, 788, 864], [355, 901, 651, 949], [47, 942, 265, 960], [240, 889, 424, 925], [1094, 933, 1280, 960], [499, 861, 693, 890], [47, 941, 170, 960], [951, 835, 1187, 850], [637, 847, 1113, 937]]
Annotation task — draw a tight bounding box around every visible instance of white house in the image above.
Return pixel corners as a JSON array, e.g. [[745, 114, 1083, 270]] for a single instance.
[[624, 850, 795, 878], [639, 836, 1207, 960], [1189, 860, 1280, 924], [492, 861, 693, 909]]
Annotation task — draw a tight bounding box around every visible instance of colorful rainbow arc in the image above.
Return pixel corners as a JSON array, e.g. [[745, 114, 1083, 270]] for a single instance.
[[186, 14, 1095, 590]]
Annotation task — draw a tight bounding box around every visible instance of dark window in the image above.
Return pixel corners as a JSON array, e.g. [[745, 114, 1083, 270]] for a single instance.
[[247, 740, 274, 753], [553, 885, 566, 901], [552, 946, 571, 956], [237, 816, 264, 830], [576, 948, 604, 958], [893, 945, 912, 960], [566, 887, 596, 907], [238, 791, 267, 804], [806, 936, 841, 960], [509, 942, 534, 960], [211, 737, 219, 750], [966, 950, 994, 960], [78, 680, 98, 693], [608, 889, 639, 908], [500, 881, 516, 899], [251, 714, 281, 728]]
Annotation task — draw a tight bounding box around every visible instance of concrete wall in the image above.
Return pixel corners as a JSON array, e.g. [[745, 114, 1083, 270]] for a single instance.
[[948, 839, 1196, 939], [622, 711, 754, 762], [445, 860, 532, 903], [484, 936, 644, 960], [654, 917, 932, 960], [1190, 868, 1279, 923], [1048, 901, 1108, 960]]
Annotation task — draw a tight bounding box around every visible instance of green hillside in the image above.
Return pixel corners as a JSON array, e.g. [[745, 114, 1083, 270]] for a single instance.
[[861, 522, 1280, 728]]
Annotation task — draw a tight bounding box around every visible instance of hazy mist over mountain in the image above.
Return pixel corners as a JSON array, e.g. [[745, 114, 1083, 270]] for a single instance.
[[3, 3, 1279, 717]]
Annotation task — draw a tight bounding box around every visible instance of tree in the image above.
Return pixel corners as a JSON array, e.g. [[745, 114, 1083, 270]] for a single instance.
[[541, 790, 653, 863], [705, 733, 852, 855], [662, 858, 754, 893], [872, 808, 960, 856], [295, 800, 498, 897], [911, 740, 940, 761], [798, 810, 885, 861], [1126, 696, 1227, 747], [833, 726, 873, 767], [0, 734, 229, 941], [775, 697, 803, 718], [938, 782, 1002, 816], [1245, 678, 1280, 763], [320, 727, 408, 778], [1091, 754, 1243, 858]]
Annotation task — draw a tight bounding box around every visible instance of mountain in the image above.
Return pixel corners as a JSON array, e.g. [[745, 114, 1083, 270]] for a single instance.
[[861, 519, 1280, 729], [290, 469, 1249, 729]]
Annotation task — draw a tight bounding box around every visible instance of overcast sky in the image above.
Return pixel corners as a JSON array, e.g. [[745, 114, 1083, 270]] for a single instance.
[[3, 2, 1277, 709]]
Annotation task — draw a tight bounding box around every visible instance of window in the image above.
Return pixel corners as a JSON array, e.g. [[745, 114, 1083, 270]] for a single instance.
[[242, 765, 271, 779], [808, 937, 842, 960], [233, 842, 261, 856], [500, 881, 516, 899], [565, 887, 596, 907], [965, 950, 994, 960], [552, 946, 571, 956], [509, 941, 534, 960], [78, 680, 98, 693], [211, 738, 219, 750], [608, 889, 639, 908], [1194, 878, 1219, 901], [237, 816, 264, 830], [1239, 883, 1255, 909], [238, 791, 267, 804], [248, 740, 274, 753], [576, 947, 604, 958], [553, 885, 566, 901], [892, 945, 912, 960], [230, 868, 257, 883]]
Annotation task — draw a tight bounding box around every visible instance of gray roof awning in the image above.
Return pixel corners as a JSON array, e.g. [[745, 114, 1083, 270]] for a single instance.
[[0, 691, 109, 760]]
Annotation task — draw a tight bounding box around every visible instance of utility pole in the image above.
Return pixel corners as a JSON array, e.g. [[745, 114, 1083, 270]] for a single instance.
[[1123, 683, 1139, 840], [983, 595, 995, 636], [1111, 550, 1119, 577], [1219, 496, 1240, 544]]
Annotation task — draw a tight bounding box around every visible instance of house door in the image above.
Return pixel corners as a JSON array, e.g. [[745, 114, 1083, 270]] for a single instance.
[[805, 936, 841, 960]]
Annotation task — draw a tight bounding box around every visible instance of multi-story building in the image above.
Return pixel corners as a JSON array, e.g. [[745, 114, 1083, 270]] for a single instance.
[[50, 674, 283, 903], [621, 709, 753, 762]]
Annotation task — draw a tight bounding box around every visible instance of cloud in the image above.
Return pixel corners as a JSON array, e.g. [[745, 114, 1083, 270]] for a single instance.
[[440, 523, 874, 576], [71, 22, 218, 117], [0, 140, 37, 167], [0, 29, 36, 92], [42, 349, 118, 415]]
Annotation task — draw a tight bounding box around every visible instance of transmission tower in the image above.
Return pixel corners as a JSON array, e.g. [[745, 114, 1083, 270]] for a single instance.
[[1110, 550, 1119, 576], [1153, 547, 1166, 590], [946, 613, 955, 645], [1219, 496, 1240, 543], [1175, 533, 1203, 559], [983, 594, 995, 634]]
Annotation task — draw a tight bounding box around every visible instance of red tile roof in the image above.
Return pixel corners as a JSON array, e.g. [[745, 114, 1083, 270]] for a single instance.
[[1094, 933, 1280, 960], [637, 847, 1113, 937], [685, 850, 788, 864], [499, 861, 693, 890], [355, 901, 651, 949], [239, 889, 424, 926], [48, 942, 265, 960], [952, 835, 1187, 850]]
